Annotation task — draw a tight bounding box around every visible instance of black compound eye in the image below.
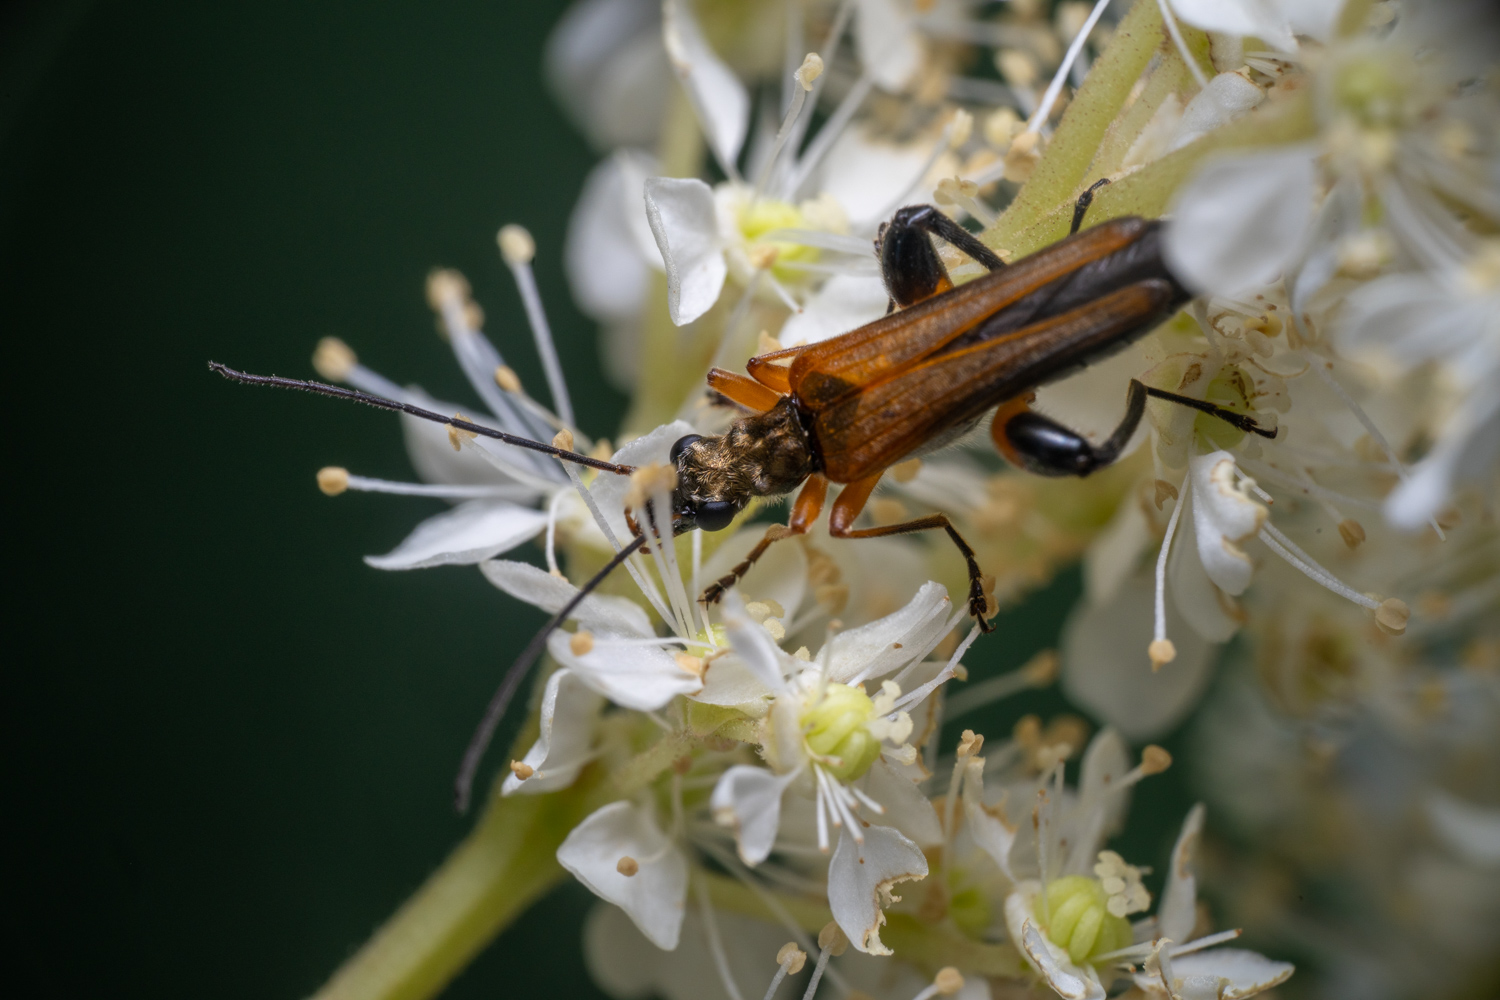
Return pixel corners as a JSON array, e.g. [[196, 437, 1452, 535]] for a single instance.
[[693, 500, 738, 533], [669, 434, 702, 464]]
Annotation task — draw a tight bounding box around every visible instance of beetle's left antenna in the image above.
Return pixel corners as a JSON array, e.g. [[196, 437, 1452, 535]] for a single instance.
[[208, 361, 636, 475], [453, 532, 648, 812]]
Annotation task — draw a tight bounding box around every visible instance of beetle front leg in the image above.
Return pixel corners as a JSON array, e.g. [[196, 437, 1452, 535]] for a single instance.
[[699, 475, 828, 606], [827, 474, 994, 632]]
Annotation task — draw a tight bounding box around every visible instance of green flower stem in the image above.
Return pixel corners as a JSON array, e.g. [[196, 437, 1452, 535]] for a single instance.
[[1087, 30, 1209, 180], [988, 0, 1164, 244], [1009, 87, 1318, 258], [312, 781, 592, 1000]]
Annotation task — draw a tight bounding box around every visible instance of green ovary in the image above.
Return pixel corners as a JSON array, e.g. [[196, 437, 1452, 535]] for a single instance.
[[738, 198, 820, 281], [1034, 876, 1132, 964], [801, 682, 881, 782], [1333, 53, 1411, 127]]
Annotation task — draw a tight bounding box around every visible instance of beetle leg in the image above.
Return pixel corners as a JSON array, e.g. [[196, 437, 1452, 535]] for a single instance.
[[1070, 178, 1111, 235], [879, 204, 1005, 309], [994, 378, 1277, 477], [700, 475, 828, 605], [827, 473, 994, 632]]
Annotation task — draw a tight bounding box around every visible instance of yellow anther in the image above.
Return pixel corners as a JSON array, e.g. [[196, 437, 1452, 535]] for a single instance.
[[493, 365, 522, 393], [552, 428, 575, 452], [497, 224, 536, 265], [1338, 519, 1366, 549], [1140, 745, 1172, 775], [935, 967, 965, 996], [312, 337, 356, 381], [448, 413, 477, 452], [509, 760, 534, 780], [1148, 638, 1177, 671], [817, 920, 849, 956], [316, 466, 349, 496], [570, 631, 595, 656], [616, 856, 639, 877], [795, 52, 823, 90], [776, 943, 807, 974], [1375, 598, 1410, 636]]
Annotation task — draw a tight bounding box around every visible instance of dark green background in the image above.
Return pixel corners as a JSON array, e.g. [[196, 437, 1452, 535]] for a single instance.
[[2, 3, 1183, 996]]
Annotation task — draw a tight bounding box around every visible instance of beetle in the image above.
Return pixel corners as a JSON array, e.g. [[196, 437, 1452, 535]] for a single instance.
[[662, 181, 1274, 630], [210, 181, 1275, 809]]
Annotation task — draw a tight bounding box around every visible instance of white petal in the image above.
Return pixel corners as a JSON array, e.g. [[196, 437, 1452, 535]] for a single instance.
[[502, 669, 604, 795], [662, 0, 748, 172], [1189, 451, 1267, 596], [963, 759, 1020, 880], [480, 559, 654, 636], [363, 501, 548, 570], [1141, 949, 1295, 999], [1158, 803, 1206, 942], [558, 801, 688, 950], [1033, 339, 1153, 446], [1168, 496, 1243, 643], [1286, 177, 1362, 318], [549, 630, 703, 711], [1426, 790, 1500, 868], [720, 592, 792, 693], [544, 0, 668, 149], [1062, 728, 1132, 874], [1278, 0, 1344, 42], [821, 580, 951, 684], [644, 176, 727, 326], [567, 151, 657, 323], [1083, 488, 1152, 607], [710, 765, 798, 865], [588, 420, 699, 540], [1169, 71, 1265, 152], [692, 655, 777, 712], [819, 128, 935, 230], [861, 757, 943, 847], [584, 901, 791, 1000], [854, 0, 923, 92], [1061, 571, 1216, 741], [828, 823, 928, 955], [397, 389, 535, 488], [1167, 0, 1296, 52], [778, 274, 889, 347], [1165, 146, 1317, 298], [1019, 919, 1107, 1000]]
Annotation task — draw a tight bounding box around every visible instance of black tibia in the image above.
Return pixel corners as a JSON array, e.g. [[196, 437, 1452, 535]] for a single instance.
[[877, 204, 1006, 308], [1070, 178, 1111, 235], [1002, 379, 1278, 478]]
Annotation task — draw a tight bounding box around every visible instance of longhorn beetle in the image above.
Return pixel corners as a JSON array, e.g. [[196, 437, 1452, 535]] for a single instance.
[[211, 181, 1276, 809]]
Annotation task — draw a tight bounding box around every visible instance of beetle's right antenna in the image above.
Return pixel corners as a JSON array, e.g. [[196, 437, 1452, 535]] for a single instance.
[[453, 532, 648, 813], [208, 362, 636, 475]]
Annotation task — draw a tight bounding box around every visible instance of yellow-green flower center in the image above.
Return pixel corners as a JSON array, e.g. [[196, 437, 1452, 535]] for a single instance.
[[1195, 365, 1256, 452], [801, 682, 881, 781], [1332, 53, 1411, 128], [1034, 876, 1132, 964], [737, 198, 820, 280]]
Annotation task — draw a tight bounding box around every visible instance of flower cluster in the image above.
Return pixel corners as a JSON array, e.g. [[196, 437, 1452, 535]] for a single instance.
[[270, 3, 1500, 1000]]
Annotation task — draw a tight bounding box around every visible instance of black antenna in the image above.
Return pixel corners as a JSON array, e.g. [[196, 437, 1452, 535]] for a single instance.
[[208, 362, 637, 475], [454, 532, 649, 812]]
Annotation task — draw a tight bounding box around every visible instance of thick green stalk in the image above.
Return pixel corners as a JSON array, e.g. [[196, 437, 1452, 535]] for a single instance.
[[313, 782, 591, 1000], [1007, 88, 1318, 257], [989, 0, 1165, 244]]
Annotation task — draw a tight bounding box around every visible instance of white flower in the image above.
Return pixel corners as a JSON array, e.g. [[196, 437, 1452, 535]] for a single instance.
[[1166, 0, 1343, 53], [546, 0, 673, 150], [1337, 242, 1500, 529], [662, 0, 749, 178], [708, 584, 975, 953], [307, 264, 595, 573], [501, 666, 603, 795], [558, 800, 689, 950]]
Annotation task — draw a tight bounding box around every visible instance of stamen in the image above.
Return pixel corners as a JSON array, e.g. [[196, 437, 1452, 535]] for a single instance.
[[942, 649, 1056, 718], [754, 53, 824, 196], [312, 337, 407, 399], [889, 623, 981, 714], [1151, 470, 1190, 670], [544, 488, 568, 575], [508, 760, 533, 780], [814, 775, 830, 852], [1257, 522, 1380, 611], [696, 879, 746, 1000], [497, 224, 574, 428], [1025, 0, 1116, 132], [799, 922, 847, 1000], [911, 967, 965, 1000], [1154, 0, 1210, 90], [762, 943, 807, 1000], [319, 469, 535, 501], [317, 467, 349, 496], [784, 72, 875, 199]]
